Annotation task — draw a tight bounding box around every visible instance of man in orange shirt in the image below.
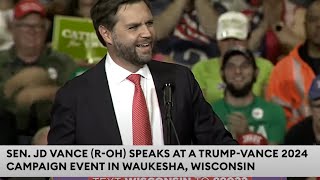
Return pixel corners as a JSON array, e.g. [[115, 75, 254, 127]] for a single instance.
[[266, 0, 320, 129]]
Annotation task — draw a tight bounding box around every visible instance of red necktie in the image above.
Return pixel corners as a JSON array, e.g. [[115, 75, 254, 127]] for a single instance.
[[127, 74, 152, 145]]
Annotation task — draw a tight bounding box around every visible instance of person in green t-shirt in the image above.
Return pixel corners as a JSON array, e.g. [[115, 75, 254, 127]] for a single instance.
[[212, 47, 286, 144], [192, 11, 273, 104]]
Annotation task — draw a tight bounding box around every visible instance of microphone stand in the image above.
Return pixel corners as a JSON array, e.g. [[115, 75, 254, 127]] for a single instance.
[[163, 83, 180, 145], [165, 96, 173, 145]]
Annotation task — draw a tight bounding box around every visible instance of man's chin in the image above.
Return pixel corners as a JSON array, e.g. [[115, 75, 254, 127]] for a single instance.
[[135, 57, 152, 66], [226, 84, 252, 98], [139, 54, 152, 61], [232, 85, 246, 90]]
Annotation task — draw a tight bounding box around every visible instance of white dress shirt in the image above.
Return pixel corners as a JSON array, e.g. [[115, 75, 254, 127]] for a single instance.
[[105, 54, 164, 145]]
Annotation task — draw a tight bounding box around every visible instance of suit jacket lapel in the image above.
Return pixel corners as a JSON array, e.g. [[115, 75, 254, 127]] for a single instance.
[[89, 58, 122, 144], [148, 61, 171, 145]]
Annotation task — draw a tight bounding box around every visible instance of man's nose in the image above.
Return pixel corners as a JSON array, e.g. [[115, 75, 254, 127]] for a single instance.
[[140, 25, 152, 38], [234, 66, 242, 74]]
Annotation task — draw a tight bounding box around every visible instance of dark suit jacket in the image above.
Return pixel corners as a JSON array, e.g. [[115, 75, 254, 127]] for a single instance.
[[48, 58, 237, 145], [0, 109, 17, 145]]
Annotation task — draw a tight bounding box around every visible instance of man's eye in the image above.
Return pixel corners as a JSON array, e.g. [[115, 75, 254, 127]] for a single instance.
[[129, 26, 138, 30], [146, 21, 153, 26]]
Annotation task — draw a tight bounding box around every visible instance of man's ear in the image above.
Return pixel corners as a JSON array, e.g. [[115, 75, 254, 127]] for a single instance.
[[98, 25, 112, 45]]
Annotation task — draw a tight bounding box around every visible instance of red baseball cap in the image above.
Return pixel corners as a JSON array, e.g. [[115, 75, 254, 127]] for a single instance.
[[14, 0, 46, 19]]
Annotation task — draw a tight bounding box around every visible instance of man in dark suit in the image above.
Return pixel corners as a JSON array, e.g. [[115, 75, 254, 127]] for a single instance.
[[48, 0, 237, 145]]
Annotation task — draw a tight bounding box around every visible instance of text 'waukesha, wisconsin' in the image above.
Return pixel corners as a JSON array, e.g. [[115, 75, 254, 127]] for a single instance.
[[114, 162, 254, 171]]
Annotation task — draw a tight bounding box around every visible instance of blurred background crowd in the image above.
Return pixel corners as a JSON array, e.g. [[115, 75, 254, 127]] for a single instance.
[[0, 0, 320, 151]]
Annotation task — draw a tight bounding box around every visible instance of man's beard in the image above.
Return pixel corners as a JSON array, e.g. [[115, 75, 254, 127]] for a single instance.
[[225, 77, 256, 98], [112, 33, 153, 66]]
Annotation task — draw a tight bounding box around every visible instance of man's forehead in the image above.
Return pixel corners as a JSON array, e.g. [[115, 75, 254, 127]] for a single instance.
[[16, 13, 44, 21], [225, 55, 250, 63]]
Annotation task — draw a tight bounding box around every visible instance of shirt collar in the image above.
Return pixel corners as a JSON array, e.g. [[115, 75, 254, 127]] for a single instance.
[[105, 54, 152, 84]]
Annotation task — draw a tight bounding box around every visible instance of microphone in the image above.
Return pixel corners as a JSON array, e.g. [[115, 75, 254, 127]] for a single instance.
[[163, 83, 173, 107], [163, 83, 180, 145]]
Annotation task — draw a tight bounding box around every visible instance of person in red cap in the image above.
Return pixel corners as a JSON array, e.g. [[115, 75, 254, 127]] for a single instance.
[[212, 47, 286, 145], [0, 0, 76, 144]]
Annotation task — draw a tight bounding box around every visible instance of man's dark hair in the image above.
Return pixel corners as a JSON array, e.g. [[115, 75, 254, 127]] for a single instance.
[[221, 47, 258, 70], [90, 0, 152, 46]]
